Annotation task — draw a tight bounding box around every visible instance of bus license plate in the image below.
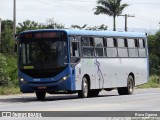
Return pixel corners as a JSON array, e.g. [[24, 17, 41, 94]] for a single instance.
[[38, 86, 46, 89]]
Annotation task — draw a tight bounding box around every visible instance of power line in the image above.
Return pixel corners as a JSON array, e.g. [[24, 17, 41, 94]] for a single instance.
[[51, 0, 94, 3], [130, 3, 160, 5], [39, 0, 92, 12]]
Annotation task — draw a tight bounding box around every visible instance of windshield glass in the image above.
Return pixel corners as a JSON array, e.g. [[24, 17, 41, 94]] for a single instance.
[[19, 40, 68, 70]]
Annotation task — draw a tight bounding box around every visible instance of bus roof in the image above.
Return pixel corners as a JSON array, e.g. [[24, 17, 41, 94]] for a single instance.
[[20, 29, 147, 38]]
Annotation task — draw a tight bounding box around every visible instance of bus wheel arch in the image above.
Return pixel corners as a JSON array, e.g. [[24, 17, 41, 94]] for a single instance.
[[78, 74, 90, 98], [117, 73, 135, 95]]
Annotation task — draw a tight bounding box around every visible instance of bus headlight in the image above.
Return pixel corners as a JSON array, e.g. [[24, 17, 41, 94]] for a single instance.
[[63, 76, 67, 81], [19, 78, 28, 84], [62, 75, 69, 81], [20, 78, 24, 82]]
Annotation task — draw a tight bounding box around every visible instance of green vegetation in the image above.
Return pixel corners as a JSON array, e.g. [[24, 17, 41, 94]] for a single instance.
[[5, 55, 18, 86], [138, 76, 160, 88], [0, 53, 11, 86], [0, 86, 20, 95], [0, 54, 19, 95], [0, 56, 19, 95]]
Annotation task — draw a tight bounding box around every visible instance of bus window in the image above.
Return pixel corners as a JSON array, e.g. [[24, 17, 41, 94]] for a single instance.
[[70, 37, 80, 63], [81, 37, 94, 57], [107, 38, 114, 47], [117, 38, 128, 58], [139, 39, 146, 48], [134, 39, 139, 47], [139, 39, 146, 57], [128, 39, 139, 58], [94, 38, 104, 57], [106, 38, 117, 57]]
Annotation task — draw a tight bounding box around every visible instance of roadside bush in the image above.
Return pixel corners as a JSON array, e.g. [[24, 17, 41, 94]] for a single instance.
[[5, 55, 18, 86], [0, 53, 11, 86], [138, 75, 160, 88]]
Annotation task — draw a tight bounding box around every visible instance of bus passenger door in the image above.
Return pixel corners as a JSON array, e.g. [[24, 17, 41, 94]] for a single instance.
[[70, 37, 81, 90]]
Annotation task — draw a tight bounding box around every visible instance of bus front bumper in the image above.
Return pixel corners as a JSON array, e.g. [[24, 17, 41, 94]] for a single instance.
[[19, 76, 72, 93]]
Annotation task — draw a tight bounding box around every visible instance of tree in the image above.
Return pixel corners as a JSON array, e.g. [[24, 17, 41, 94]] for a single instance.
[[71, 24, 87, 29], [71, 24, 107, 30], [148, 32, 160, 75], [1, 20, 13, 31], [86, 24, 107, 30], [0, 53, 11, 86], [94, 0, 129, 31], [17, 20, 40, 33], [1, 23, 14, 54], [17, 18, 65, 33], [46, 18, 65, 29]]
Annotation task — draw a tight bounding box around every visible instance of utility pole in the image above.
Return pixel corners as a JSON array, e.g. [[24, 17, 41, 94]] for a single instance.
[[118, 14, 135, 31], [13, 0, 16, 39]]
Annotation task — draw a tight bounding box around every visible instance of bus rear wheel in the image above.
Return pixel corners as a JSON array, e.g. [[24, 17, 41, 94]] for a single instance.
[[78, 77, 89, 98], [117, 75, 134, 95], [36, 91, 46, 100]]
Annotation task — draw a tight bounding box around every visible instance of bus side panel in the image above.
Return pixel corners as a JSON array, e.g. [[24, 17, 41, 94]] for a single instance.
[[100, 58, 148, 88], [74, 57, 148, 90], [75, 59, 97, 90], [96, 58, 123, 88], [74, 62, 82, 90]]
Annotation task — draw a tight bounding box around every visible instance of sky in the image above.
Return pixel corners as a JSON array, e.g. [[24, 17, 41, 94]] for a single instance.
[[1, 0, 160, 31]]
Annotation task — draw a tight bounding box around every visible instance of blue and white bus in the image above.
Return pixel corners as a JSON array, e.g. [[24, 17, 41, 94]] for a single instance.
[[16, 29, 149, 100]]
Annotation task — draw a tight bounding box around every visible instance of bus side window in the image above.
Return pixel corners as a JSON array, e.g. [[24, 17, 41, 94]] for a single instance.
[[128, 39, 139, 58], [117, 38, 128, 58], [139, 39, 146, 58], [106, 38, 117, 58], [94, 37, 104, 57], [81, 37, 94, 57], [70, 37, 80, 63]]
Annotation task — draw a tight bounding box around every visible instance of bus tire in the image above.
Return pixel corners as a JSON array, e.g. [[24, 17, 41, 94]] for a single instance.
[[89, 90, 99, 97], [117, 75, 134, 95], [36, 91, 46, 100], [78, 77, 89, 98]]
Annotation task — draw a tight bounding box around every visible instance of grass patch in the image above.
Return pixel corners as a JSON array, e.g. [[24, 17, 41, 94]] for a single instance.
[[138, 75, 160, 88], [0, 86, 21, 95]]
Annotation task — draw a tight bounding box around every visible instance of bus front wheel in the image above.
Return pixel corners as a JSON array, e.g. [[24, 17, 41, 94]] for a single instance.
[[36, 91, 46, 100], [89, 90, 99, 97], [78, 77, 89, 98], [117, 75, 134, 95]]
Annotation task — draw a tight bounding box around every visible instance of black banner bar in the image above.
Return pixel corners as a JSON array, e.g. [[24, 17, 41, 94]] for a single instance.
[[0, 111, 160, 117]]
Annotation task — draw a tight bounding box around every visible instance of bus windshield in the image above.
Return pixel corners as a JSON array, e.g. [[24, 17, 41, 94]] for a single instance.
[[19, 40, 68, 70]]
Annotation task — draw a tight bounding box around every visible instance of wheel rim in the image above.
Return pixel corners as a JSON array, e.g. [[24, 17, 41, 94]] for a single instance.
[[83, 78, 88, 97]]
